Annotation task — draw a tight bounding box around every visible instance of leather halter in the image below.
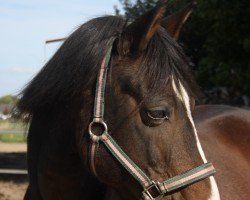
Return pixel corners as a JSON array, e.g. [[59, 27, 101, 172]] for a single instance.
[[88, 38, 216, 200]]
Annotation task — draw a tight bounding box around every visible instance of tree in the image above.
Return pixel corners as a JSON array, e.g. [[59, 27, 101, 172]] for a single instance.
[[119, 0, 250, 105], [0, 95, 17, 104], [120, 0, 189, 18]]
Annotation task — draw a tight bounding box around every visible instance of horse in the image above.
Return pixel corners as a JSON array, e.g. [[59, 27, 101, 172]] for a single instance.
[[194, 105, 250, 200], [17, 1, 249, 199]]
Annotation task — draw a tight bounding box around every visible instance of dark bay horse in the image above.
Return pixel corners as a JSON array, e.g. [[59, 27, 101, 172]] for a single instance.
[[18, 1, 249, 199]]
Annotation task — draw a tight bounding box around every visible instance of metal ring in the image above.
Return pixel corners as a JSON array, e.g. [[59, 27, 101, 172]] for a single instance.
[[88, 120, 108, 141]]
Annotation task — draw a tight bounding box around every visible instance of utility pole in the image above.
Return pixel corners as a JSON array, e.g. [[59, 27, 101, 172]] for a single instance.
[[45, 37, 66, 44], [44, 37, 67, 62]]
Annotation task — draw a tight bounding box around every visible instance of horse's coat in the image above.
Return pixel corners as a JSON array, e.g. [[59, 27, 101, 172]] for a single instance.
[[195, 105, 250, 200]]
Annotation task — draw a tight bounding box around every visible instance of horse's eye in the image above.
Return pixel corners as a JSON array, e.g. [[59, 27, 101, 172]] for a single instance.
[[147, 110, 169, 120]]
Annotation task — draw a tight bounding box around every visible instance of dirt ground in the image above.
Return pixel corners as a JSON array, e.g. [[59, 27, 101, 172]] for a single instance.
[[0, 178, 27, 200], [0, 142, 28, 200], [0, 142, 26, 152]]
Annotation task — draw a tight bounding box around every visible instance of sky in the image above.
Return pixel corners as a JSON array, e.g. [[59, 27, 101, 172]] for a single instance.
[[0, 0, 123, 97]]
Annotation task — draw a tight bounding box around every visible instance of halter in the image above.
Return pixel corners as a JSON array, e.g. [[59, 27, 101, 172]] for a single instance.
[[88, 38, 216, 200]]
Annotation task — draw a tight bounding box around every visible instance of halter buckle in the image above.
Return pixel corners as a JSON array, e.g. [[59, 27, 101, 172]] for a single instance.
[[142, 181, 163, 200], [88, 119, 108, 142]]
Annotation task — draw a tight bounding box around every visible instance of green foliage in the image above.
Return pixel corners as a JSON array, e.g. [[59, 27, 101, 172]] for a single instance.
[[0, 133, 26, 143], [181, 0, 250, 105], [119, 0, 250, 105], [0, 120, 25, 131], [0, 95, 17, 104], [0, 119, 26, 142], [120, 0, 189, 18]]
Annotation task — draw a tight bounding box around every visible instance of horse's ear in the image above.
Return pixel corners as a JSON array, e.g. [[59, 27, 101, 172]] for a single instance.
[[161, 1, 197, 40], [118, 0, 167, 55]]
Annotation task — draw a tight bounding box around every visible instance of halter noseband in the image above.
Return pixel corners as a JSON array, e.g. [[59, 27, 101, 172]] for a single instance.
[[88, 38, 216, 200]]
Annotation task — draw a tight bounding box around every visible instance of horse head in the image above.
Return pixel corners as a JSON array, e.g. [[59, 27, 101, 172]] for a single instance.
[[18, 1, 220, 199], [79, 1, 220, 199]]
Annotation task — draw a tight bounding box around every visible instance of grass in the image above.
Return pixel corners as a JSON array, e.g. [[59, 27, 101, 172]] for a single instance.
[[0, 120, 25, 131], [0, 133, 27, 143], [0, 119, 27, 143]]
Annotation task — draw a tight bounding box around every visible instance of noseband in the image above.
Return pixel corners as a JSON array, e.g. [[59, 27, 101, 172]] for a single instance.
[[88, 38, 216, 200]]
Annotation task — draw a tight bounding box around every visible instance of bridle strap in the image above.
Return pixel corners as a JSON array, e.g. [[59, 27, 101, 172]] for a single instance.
[[88, 38, 115, 176], [101, 133, 152, 187], [88, 39, 216, 200], [93, 39, 115, 123], [88, 38, 114, 176], [157, 162, 215, 193], [89, 141, 99, 177]]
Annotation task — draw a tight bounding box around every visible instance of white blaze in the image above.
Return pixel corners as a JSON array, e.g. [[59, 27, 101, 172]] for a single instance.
[[171, 78, 220, 200]]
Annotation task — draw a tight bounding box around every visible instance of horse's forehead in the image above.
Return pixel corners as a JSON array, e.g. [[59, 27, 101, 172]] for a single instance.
[[115, 73, 176, 102], [113, 58, 181, 99]]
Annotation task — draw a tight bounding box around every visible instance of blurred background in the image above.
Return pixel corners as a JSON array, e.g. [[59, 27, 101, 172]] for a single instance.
[[0, 0, 249, 199]]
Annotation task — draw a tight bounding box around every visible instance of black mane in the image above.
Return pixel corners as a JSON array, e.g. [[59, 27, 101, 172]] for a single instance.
[[18, 16, 125, 116], [18, 15, 199, 118]]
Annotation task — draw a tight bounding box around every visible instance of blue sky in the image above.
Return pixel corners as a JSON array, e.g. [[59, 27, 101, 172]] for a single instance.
[[0, 0, 123, 96]]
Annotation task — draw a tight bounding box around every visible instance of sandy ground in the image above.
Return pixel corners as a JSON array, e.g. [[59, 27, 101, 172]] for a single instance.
[[0, 180, 27, 200], [0, 142, 28, 200], [0, 142, 27, 153]]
